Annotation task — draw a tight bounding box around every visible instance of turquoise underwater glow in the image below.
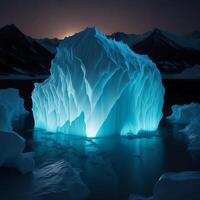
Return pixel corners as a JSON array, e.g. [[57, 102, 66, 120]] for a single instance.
[[32, 28, 165, 137]]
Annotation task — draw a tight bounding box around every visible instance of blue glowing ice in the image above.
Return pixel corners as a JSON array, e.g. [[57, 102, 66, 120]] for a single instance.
[[32, 28, 165, 137]]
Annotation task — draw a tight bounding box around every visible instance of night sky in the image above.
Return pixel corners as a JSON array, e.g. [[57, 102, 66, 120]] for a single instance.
[[0, 0, 200, 38]]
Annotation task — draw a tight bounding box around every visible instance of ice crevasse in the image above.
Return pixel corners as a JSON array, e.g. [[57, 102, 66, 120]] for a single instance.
[[32, 27, 165, 137]]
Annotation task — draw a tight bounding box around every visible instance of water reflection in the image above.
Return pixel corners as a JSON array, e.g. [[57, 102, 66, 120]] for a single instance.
[[0, 118, 197, 200], [32, 129, 166, 199]]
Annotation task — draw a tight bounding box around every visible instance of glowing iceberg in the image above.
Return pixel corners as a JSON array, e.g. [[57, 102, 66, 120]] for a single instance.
[[32, 28, 165, 137]]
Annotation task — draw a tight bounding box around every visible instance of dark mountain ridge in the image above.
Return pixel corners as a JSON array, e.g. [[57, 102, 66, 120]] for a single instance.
[[0, 24, 53, 76], [0, 24, 200, 75], [131, 29, 200, 73]]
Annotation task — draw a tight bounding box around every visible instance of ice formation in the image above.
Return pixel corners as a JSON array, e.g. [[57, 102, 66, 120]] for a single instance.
[[33, 160, 89, 200], [153, 171, 200, 200], [32, 27, 165, 137], [0, 131, 35, 174], [167, 102, 200, 150], [167, 102, 200, 124], [129, 171, 200, 200], [0, 88, 34, 173], [0, 88, 27, 130]]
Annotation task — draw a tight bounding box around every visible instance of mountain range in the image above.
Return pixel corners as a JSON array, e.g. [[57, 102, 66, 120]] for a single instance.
[[0, 24, 53, 76], [0, 24, 200, 76], [110, 29, 200, 73]]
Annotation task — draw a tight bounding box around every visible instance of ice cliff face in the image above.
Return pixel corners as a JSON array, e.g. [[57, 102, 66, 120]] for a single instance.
[[32, 27, 165, 137]]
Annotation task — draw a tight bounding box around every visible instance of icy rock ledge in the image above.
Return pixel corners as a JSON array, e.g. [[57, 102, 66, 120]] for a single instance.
[[0, 131, 35, 174], [129, 171, 200, 200], [167, 102, 200, 150], [32, 27, 165, 137]]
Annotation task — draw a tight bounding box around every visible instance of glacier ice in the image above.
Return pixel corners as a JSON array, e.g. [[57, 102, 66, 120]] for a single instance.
[[167, 102, 200, 150], [0, 130, 35, 174], [0, 160, 89, 200], [0, 88, 27, 130], [33, 160, 89, 200], [0, 88, 34, 173], [32, 27, 165, 137], [129, 194, 153, 200], [153, 171, 200, 200], [167, 102, 200, 124], [129, 171, 200, 200]]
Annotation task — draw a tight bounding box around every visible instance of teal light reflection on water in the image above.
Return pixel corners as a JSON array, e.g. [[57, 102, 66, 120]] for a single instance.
[[33, 129, 165, 198]]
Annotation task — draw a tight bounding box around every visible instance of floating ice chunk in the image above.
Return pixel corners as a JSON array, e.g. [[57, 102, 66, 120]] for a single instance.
[[129, 171, 200, 200], [179, 117, 200, 150], [0, 131, 35, 174], [129, 194, 153, 200], [167, 102, 200, 150], [0, 89, 34, 173], [13, 152, 35, 174], [0, 159, 88, 199], [0, 88, 27, 130], [32, 27, 165, 137], [0, 104, 11, 130], [33, 160, 89, 200], [167, 102, 200, 124], [154, 171, 200, 200]]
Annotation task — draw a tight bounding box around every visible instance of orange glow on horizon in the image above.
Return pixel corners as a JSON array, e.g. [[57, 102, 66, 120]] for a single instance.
[[56, 27, 111, 39], [58, 30, 78, 39]]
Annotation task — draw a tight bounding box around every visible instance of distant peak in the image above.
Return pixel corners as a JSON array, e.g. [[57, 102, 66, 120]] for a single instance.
[[1, 24, 18, 30], [8, 24, 17, 28], [189, 30, 200, 34], [0, 24, 23, 34], [152, 28, 164, 35], [150, 28, 170, 40], [186, 30, 200, 39]]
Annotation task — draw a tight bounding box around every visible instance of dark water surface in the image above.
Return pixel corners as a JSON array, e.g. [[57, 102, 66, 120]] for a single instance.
[[0, 79, 200, 200], [0, 116, 199, 200]]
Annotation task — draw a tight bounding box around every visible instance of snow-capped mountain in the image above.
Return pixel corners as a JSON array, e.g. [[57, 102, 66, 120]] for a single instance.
[[109, 32, 140, 46], [185, 31, 200, 40], [36, 38, 61, 54], [185, 31, 200, 49], [111, 29, 200, 73], [39, 28, 200, 74], [0, 24, 200, 76], [0, 24, 53, 76], [131, 29, 200, 73]]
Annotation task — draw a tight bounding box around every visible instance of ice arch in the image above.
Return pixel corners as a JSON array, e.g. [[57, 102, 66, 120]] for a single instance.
[[32, 28, 165, 137]]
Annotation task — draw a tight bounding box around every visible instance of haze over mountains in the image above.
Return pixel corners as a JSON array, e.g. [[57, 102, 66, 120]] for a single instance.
[[0, 24, 200, 77]]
